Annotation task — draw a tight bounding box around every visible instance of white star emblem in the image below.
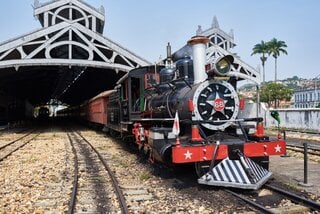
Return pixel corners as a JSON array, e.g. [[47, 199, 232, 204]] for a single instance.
[[184, 150, 193, 160], [206, 93, 228, 116], [275, 144, 282, 153]]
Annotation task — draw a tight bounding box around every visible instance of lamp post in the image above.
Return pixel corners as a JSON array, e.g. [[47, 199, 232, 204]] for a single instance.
[[314, 74, 320, 107]]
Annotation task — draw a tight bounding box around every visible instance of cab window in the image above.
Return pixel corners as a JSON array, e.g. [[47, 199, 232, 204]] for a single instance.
[[131, 77, 141, 112], [144, 73, 159, 89]]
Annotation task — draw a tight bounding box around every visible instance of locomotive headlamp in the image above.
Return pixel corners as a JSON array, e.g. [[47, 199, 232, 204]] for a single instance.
[[206, 55, 234, 77]]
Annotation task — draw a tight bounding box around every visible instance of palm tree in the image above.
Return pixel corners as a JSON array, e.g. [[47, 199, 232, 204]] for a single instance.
[[251, 41, 269, 83], [267, 38, 288, 82]]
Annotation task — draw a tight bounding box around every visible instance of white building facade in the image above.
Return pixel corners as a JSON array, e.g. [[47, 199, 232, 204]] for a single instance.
[[293, 88, 320, 108]]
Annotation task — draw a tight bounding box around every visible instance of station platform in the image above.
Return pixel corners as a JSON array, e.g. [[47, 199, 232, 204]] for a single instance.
[[270, 155, 320, 197]]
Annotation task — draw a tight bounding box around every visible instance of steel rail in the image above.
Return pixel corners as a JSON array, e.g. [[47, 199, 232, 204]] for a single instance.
[[287, 142, 320, 151], [282, 129, 319, 135], [264, 184, 320, 211], [286, 145, 320, 156], [75, 131, 129, 214], [225, 189, 275, 214], [286, 142, 320, 156], [67, 132, 79, 214], [0, 130, 34, 151], [0, 132, 39, 162], [0, 127, 28, 133]]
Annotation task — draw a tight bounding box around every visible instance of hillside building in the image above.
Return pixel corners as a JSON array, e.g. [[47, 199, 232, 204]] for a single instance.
[[293, 88, 320, 108]]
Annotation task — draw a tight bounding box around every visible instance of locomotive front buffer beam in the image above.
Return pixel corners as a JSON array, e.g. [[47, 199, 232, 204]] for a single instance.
[[172, 139, 286, 190]]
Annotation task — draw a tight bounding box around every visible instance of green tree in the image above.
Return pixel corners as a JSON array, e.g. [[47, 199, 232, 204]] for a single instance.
[[260, 82, 293, 108], [251, 40, 269, 83], [267, 38, 288, 82]]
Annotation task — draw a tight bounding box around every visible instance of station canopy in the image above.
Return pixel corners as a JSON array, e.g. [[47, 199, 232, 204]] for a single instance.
[[0, 1, 260, 107], [0, 0, 150, 106]]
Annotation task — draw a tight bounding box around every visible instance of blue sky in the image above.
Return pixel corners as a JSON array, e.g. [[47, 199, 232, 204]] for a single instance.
[[0, 0, 319, 81]]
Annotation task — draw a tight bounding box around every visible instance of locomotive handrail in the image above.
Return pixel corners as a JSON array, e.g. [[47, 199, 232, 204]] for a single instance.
[[133, 118, 175, 121], [193, 117, 263, 124], [167, 77, 193, 88], [178, 78, 192, 89], [144, 82, 173, 94], [146, 77, 193, 93], [132, 117, 263, 123]]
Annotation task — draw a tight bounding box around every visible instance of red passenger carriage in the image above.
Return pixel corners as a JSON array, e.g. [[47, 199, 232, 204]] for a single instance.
[[83, 90, 114, 127]]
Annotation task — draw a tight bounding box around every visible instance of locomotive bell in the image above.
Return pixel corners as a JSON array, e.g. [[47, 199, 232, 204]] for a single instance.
[[206, 55, 234, 77]]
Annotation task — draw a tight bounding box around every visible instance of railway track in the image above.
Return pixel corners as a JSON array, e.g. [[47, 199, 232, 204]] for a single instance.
[[283, 129, 319, 135], [0, 130, 39, 162], [265, 184, 320, 211], [226, 183, 320, 213], [267, 129, 320, 145], [286, 142, 320, 156], [80, 128, 320, 213], [67, 130, 129, 214], [0, 128, 30, 138], [1, 125, 318, 212]]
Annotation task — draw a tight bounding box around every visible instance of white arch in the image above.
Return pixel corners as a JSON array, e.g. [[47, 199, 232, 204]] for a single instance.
[[52, 5, 89, 28], [45, 40, 94, 60]]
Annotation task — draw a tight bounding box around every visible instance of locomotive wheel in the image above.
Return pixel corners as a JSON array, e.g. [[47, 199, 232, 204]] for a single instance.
[[195, 161, 210, 177]]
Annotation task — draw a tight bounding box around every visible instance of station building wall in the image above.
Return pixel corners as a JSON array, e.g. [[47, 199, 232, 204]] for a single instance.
[[267, 108, 320, 131], [239, 102, 320, 132]]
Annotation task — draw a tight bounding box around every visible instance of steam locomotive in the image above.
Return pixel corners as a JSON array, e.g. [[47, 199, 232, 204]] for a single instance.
[[37, 106, 50, 120], [59, 36, 286, 189]]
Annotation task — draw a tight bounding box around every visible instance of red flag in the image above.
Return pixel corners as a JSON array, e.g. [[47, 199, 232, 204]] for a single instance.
[[172, 111, 180, 136]]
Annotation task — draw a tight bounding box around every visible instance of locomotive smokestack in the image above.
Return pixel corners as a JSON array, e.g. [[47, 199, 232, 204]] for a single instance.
[[187, 36, 209, 84]]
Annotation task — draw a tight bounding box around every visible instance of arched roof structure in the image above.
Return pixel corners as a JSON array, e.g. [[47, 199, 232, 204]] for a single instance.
[[0, 0, 150, 105]]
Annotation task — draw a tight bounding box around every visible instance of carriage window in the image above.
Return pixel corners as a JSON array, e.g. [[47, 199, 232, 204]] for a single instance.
[[145, 73, 159, 89]]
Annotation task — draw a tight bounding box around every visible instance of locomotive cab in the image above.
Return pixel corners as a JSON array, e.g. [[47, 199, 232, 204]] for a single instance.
[[127, 66, 162, 118], [107, 66, 164, 134]]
